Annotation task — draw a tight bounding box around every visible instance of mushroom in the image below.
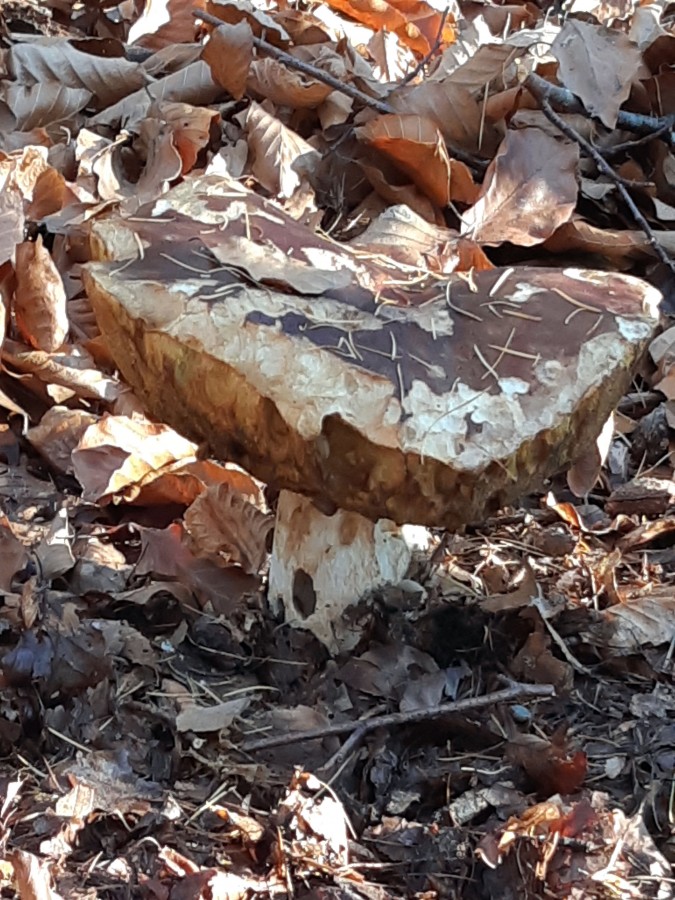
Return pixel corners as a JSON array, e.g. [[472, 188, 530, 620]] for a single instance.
[[82, 175, 661, 650]]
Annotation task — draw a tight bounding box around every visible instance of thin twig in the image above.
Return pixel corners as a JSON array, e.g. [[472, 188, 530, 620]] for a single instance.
[[525, 72, 675, 143], [193, 8, 392, 114], [387, 7, 450, 94], [241, 680, 555, 752], [193, 7, 486, 173]]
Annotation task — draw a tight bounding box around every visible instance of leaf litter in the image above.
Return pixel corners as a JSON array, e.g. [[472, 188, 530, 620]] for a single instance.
[[0, 0, 673, 897]]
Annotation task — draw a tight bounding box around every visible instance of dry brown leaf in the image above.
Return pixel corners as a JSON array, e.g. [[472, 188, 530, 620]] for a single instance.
[[202, 20, 253, 101], [7, 39, 145, 108], [462, 128, 579, 246], [14, 236, 69, 352], [153, 101, 219, 174], [129, 0, 206, 49], [205, 0, 291, 46], [125, 458, 263, 507], [552, 20, 642, 129], [357, 114, 478, 207], [348, 204, 492, 272], [390, 80, 495, 154], [89, 61, 222, 131], [184, 482, 273, 574], [581, 587, 675, 653], [321, 0, 456, 56], [8, 850, 58, 900], [430, 42, 520, 95], [359, 157, 442, 222], [0, 82, 92, 131], [247, 57, 333, 109], [26, 168, 81, 221]]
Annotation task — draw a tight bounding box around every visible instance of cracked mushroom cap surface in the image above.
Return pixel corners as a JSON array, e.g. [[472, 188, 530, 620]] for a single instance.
[[82, 176, 661, 528]]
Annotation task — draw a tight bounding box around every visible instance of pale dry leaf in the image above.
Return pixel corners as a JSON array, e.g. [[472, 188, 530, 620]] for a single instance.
[[348, 204, 491, 272], [204, 0, 291, 45], [209, 235, 352, 294], [244, 101, 319, 198], [14, 236, 69, 352], [1, 339, 121, 402], [175, 697, 250, 733], [7, 39, 145, 107], [552, 19, 641, 129], [1, 83, 92, 131], [71, 413, 198, 504], [129, 0, 205, 49], [8, 850, 59, 900], [462, 128, 579, 246], [0, 185, 24, 267], [26, 406, 98, 475], [581, 588, 675, 653], [390, 80, 492, 153], [89, 61, 221, 130], [430, 42, 521, 94], [0, 145, 50, 198], [151, 100, 218, 174]]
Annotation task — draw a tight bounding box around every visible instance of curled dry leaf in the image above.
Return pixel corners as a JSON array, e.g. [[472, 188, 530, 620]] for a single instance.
[[14, 236, 69, 352], [129, 0, 206, 49], [152, 101, 220, 174], [357, 114, 478, 207], [71, 413, 198, 504], [202, 20, 254, 101], [26, 167, 82, 221]]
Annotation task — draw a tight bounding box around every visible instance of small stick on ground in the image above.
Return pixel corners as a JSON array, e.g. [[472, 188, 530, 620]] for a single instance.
[[241, 679, 555, 753], [193, 8, 485, 172], [525, 72, 675, 143]]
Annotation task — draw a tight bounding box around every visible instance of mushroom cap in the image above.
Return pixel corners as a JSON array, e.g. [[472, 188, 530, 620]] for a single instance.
[[82, 176, 660, 528]]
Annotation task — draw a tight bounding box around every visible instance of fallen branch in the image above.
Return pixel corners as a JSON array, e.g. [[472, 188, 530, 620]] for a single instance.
[[525, 72, 675, 143], [192, 7, 486, 172], [241, 679, 555, 753], [193, 8, 393, 114]]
